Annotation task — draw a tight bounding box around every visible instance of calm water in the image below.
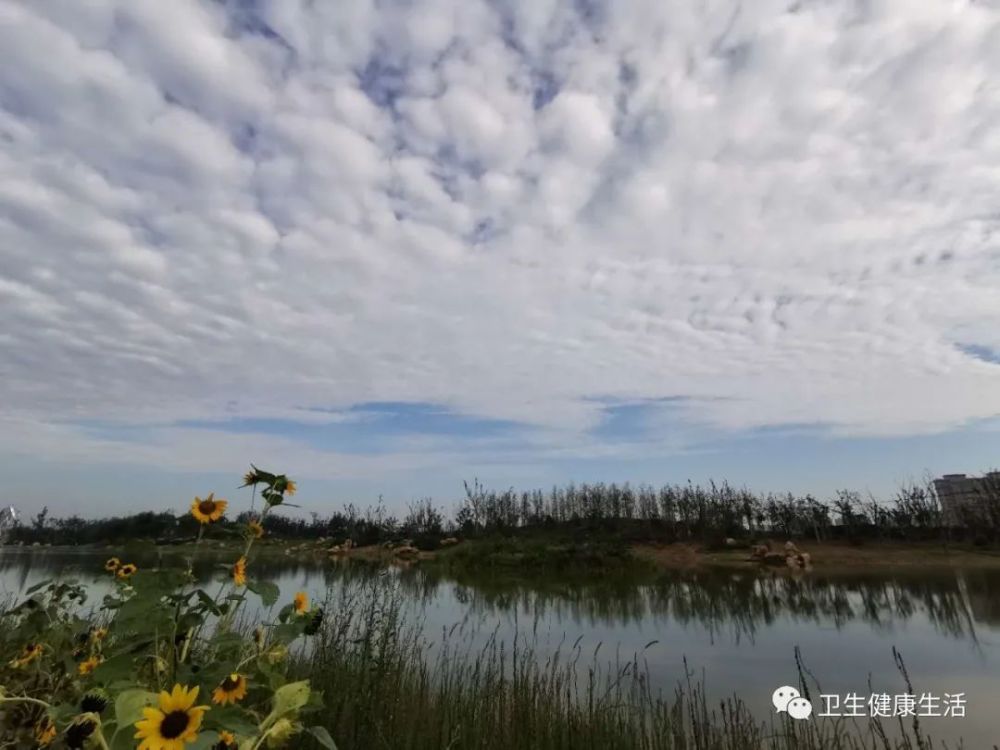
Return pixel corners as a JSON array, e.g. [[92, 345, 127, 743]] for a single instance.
[[2, 548, 999, 747]]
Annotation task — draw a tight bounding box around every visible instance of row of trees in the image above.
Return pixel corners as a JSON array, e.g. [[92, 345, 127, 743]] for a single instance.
[[7, 476, 1000, 547]]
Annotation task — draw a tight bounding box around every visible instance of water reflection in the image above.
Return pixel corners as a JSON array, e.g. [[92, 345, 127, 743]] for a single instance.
[[381, 565, 999, 645], [4, 548, 997, 647]]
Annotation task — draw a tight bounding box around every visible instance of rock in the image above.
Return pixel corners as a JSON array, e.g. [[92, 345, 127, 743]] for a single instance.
[[394, 545, 419, 558], [784, 551, 812, 570], [724, 537, 737, 547], [440, 537, 459, 547]]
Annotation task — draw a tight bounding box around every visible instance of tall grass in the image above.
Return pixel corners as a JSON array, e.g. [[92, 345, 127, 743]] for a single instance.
[[295, 573, 953, 750]]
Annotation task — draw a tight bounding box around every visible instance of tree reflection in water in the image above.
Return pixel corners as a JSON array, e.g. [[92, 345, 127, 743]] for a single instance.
[[1, 548, 998, 646]]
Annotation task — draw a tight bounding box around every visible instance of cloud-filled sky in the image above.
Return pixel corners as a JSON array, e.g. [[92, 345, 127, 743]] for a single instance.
[[2, 0, 999, 517]]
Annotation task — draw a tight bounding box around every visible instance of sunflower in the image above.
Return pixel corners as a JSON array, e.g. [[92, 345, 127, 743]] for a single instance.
[[211, 673, 248, 705], [231, 557, 247, 587], [240, 465, 274, 487], [105, 557, 121, 572], [78, 656, 102, 675], [117, 563, 138, 579], [65, 716, 97, 749], [91, 627, 108, 642], [214, 730, 237, 749], [247, 519, 264, 539], [35, 718, 57, 747], [134, 684, 209, 750], [293, 591, 309, 615], [9, 642, 43, 668], [268, 718, 300, 746], [284, 479, 297, 496], [81, 690, 110, 714], [190, 493, 228, 524]]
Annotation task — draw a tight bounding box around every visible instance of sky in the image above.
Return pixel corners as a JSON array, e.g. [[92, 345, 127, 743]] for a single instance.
[[1, 0, 1000, 519]]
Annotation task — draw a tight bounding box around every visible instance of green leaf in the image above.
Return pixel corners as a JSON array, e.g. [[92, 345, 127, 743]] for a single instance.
[[307, 726, 338, 749], [25, 579, 53, 595], [115, 688, 158, 728], [109, 729, 135, 750], [270, 680, 311, 719], [205, 705, 259, 737], [247, 579, 280, 607], [94, 651, 142, 684], [271, 622, 304, 645], [196, 589, 222, 616], [187, 730, 220, 749]]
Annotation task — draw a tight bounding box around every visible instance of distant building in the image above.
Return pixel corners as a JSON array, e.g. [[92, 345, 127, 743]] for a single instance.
[[933, 472, 1000, 525]]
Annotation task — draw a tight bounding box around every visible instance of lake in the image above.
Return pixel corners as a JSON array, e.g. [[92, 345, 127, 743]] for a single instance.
[[2, 547, 998, 747]]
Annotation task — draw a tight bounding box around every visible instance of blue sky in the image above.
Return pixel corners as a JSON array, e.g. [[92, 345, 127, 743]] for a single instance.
[[1, 0, 1000, 517]]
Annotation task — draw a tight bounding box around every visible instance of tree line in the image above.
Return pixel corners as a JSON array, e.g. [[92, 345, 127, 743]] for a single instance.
[[7, 475, 1000, 548]]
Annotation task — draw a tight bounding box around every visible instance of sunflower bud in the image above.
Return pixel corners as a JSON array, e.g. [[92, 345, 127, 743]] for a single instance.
[[65, 714, 99, 749], [80, 689, 110, 714], [266, 718, 300, 748], [265, 644, 288, 664], [304, 607, 324, 636]]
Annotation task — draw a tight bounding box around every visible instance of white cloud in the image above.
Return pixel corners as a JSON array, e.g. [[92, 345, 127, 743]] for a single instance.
[[2, 0, 1000, 484]]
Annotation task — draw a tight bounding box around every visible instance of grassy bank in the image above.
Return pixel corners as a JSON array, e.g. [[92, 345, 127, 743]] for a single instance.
[[15, 533, 1000, 576]]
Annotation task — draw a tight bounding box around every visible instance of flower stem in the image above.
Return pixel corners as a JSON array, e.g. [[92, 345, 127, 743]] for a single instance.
[[0, 696, 52, 710]]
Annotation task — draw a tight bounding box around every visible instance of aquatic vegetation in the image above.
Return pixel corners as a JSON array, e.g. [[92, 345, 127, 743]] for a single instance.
[[0, 468, 337, 750], [299, 573, 945, 750]]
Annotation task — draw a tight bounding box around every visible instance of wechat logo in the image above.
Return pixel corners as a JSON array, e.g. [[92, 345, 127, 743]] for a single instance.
[[773, 685, 813, 720]]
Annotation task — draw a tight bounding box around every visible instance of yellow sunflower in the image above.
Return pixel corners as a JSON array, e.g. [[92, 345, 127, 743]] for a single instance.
[[117, 563, 138, 579], [284, 479, 297, 496], [190, 493, 228, 524], [9, 642, 43, 668], [216, 730, 236, 748], [35, 718, 57, 747], [104, 557, 121, 572], [91, 627, 108, 642], [247, 519, 264, 539], [293, 591, 309, 615], [231, 557, 247, 587], [78, 655, 102, 675], [211, 673, 248, 705], [134, 684, 209, 750]]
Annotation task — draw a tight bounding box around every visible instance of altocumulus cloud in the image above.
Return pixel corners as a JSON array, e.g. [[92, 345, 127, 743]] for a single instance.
[[1, 0, 1000, 482]]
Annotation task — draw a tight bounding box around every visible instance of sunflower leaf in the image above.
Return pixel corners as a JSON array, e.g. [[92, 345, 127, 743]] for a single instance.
[[206, 705, 259, 736], [196, 589, 222, 615], [247, 579, 280, 607], [114, 688, 158, 728], [267, 680, 310, 723], [24, 579, 53, 595], [307, 726, 338, 749], [187, 730, 220, 749]]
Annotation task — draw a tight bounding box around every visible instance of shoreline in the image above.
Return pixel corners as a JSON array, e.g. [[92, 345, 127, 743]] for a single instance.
[[8, 538, 1000, 572]]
